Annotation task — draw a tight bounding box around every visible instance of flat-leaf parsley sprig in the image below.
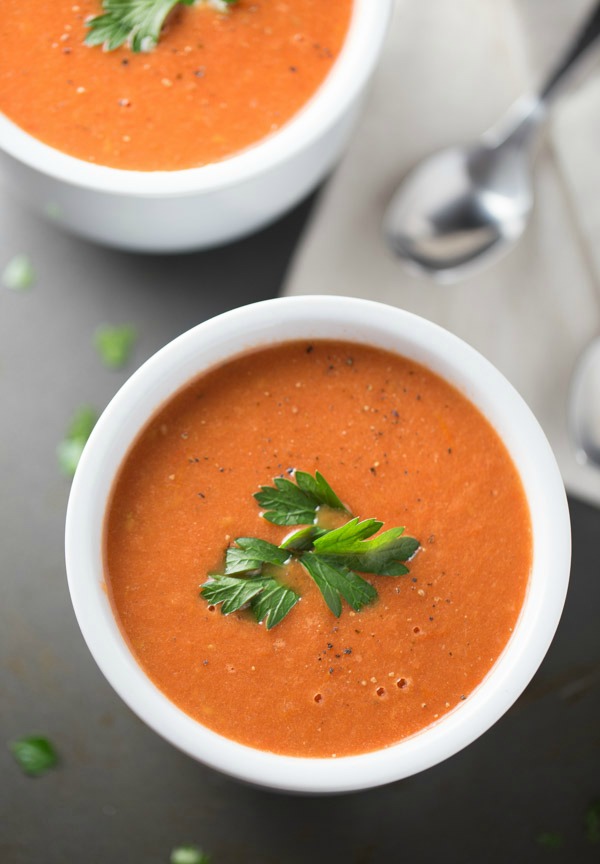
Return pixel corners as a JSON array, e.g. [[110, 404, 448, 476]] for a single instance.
[[200, 471, 420, 629], [85, 0, 238, 53]]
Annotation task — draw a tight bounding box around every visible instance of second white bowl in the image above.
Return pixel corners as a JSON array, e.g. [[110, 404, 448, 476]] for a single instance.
[[0, 1, 391, 252], [65, 296, 571, 793]]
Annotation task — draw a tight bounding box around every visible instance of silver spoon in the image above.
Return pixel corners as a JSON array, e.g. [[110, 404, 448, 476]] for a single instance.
[[383, 2, 600, 281], [569, 337, 600, 470]]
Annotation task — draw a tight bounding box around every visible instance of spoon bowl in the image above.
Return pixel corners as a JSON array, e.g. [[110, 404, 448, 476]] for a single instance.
[[383, 140, 533, 280], [569, 336, 600, 469]]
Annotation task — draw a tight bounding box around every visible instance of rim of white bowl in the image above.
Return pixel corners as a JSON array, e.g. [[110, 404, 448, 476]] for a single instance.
[[0, 0, 391, 196], [65, 296, 571, 794]]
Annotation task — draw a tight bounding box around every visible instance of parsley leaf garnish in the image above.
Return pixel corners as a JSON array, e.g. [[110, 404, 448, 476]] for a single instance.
[[200, 470, 419, 629], [254, 471, 349, 526], [300, 554, 377, 616], [250, 578, 301, 630], [253, 477, 320, 526], [314, 519, 420, 576], [224, 538, 289, 575], [202, 575, 300, 630], [9, 735, 58, 776], [280, 525, 328, 552], [294, 470, 348, 512], [201, 574, 270, 614], [85, 0, 238, 53]]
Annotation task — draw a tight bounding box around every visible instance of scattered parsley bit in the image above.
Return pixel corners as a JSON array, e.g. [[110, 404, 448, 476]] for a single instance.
[[2, 254, 35, 291], [170, 845, 210, 864], [585, 800, 600, 844], [94, 324, 137, 369], [57, 405, 98, 477], [86, 0, 238, 53], [536, 832, 564, 849], [9, 735, 58, 776], [200, 470, 419, 628]]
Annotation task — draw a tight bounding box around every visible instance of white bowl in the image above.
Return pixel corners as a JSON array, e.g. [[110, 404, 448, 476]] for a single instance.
[[65, 296, 571, 793], [0, 1, 391, 252]]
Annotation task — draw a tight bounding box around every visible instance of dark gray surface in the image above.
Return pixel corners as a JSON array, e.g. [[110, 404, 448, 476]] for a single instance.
[[1, 191, 599, 864]]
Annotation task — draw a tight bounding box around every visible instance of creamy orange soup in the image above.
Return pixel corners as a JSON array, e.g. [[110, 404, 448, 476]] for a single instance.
[[0, 0, 352, 170], [104, 341, 532, 757]]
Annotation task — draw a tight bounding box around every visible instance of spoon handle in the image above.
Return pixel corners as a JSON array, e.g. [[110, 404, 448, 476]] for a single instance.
[[487, 2, 600, 151], [541, 1, 600, 101]]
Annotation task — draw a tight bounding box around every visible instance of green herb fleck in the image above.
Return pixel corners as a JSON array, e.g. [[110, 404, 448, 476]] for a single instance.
[[200, 470, 419, 629], [536, 832, 564, 849], [86, 0, 238, 53], [170, 845, 210, 864], [57, 405, 98, 477], [9, 735, 58, 776], [2, 254, 35, 291], [94, 324, 137, 369], [585, 800, 600, 844]]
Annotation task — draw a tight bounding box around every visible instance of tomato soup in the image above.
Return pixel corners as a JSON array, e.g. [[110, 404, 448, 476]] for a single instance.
[[0, 0, 352, 170], [104, 341, 532, 758]]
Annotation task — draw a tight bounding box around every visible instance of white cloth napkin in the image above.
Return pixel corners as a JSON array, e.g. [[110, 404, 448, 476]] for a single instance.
[[283, 0, 600, 507]]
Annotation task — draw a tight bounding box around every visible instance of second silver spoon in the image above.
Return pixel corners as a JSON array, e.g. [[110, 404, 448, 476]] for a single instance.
[[383, 3, 600, 281]]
